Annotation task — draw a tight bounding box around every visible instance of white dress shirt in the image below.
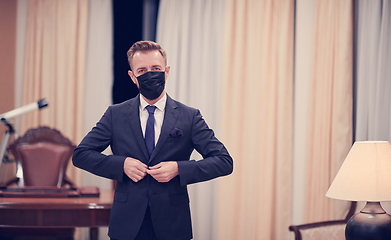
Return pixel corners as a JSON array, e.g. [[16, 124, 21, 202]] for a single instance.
[[139, 94, 166, 145]]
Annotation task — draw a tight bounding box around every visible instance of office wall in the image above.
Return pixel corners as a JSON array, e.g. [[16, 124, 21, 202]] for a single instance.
[[0, 0, 16, 124], [0, 0, 17, 182]]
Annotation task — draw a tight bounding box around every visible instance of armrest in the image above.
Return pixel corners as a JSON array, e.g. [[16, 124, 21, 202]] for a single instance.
[[0, 177, 19, 188], [289, 202, 357, 240], [63, 175, 77, 188], [289, 219, 347, 240]]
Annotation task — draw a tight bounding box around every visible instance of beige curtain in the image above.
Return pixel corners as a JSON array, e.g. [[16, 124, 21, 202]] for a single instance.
[[216, 0, 294, 239], [304, 0, 353, 222], [20, 0, 88, 183]]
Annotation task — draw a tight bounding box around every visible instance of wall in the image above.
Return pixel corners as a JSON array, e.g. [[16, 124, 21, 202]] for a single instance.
[[0, 0, 17, 183], [0, 0, 16, 122]]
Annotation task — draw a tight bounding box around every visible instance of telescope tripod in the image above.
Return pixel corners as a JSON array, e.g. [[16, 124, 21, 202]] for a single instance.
[[0, 119, 18, 184]]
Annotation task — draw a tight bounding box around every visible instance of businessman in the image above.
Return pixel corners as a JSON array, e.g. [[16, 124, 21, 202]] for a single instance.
[[72, 40, 233, 240]]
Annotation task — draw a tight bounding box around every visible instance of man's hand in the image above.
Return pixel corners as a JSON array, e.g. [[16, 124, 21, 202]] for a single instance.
[[124, 157, 148, 182], [147, 161, 179, 182]]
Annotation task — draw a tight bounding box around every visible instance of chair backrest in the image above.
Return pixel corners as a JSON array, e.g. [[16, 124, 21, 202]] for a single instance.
[[8, 126, 76, 187]]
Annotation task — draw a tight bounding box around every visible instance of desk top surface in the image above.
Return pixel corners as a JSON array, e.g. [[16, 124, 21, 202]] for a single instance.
[[0, 190, 113, 209]]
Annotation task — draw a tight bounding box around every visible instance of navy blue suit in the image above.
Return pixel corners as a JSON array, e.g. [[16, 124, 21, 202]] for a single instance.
[[72, 94, 233, 240]]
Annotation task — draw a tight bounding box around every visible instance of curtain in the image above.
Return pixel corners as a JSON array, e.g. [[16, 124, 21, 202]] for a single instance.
[[79, 0, 113, 239], [14, 0, 28, 130], [156, 1, 226, 239], [81, 0, 113, 189], [216, 0, 294, 239], [303, 0, 353, 223], [355, 0, 391, 142], [354, 0, 391, 213], [292, 0, 317, 225], [20, 0, 88, 184]]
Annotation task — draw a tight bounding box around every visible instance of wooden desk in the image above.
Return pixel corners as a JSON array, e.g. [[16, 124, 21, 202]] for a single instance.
[[0, 190, 113, 240]]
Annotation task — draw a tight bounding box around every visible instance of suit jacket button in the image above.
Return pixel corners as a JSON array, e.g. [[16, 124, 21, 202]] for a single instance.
[[143, 193, 148, 198]]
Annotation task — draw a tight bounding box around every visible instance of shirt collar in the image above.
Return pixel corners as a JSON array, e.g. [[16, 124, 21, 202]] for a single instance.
[[140, 93, 167, 112]]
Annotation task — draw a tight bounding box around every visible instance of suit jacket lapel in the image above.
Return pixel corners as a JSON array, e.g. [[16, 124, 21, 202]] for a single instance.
[[150, 95, 178, 162], [127, 95, 150, 161]]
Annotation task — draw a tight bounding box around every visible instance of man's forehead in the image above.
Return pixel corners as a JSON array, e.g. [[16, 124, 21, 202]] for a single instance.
[[133, 50, 162, 59], [132, 50, 165, 66]]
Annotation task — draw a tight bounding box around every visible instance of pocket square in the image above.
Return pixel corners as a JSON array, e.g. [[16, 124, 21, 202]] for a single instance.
[[170, 128, 183, 138]]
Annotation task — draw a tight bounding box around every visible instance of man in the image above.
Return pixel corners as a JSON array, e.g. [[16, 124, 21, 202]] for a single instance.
[[72, 40, 233, 240]]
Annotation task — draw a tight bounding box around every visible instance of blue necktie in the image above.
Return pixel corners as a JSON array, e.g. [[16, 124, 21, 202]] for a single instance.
[[145, 105, 156, 157]]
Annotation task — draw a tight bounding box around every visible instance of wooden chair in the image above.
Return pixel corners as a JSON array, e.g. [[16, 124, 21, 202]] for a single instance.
[[4, 126, 76, 188], [289, 201, 357, 240], [0, 126, 76, 240]]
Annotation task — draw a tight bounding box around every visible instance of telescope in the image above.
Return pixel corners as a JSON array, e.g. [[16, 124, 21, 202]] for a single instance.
[[0, 99, 48, 121]]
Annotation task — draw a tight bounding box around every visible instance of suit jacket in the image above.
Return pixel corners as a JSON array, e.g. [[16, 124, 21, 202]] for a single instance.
[[72, 94, 233, 240]]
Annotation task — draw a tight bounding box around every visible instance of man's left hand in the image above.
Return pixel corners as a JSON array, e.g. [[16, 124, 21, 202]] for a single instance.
[[147, 161, 179, 182]]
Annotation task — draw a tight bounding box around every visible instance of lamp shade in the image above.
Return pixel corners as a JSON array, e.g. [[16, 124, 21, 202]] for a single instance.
[[326, 141, 391, 202]]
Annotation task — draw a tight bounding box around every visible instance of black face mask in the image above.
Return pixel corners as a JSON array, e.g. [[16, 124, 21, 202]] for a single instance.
[[136, 71, 165, 100]]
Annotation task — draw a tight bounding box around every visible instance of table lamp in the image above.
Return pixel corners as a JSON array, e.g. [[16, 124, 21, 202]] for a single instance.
[[326, 141, 391, 240]]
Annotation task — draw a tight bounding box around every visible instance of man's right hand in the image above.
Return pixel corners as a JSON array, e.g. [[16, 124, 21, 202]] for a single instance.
[[124, 157, 148, 182]]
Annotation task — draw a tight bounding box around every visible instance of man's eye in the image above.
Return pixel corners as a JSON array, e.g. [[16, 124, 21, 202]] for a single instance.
[[138, 69, 145, 74], [152, 67, 161, 71]]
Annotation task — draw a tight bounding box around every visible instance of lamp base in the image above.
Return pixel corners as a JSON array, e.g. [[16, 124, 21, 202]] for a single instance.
[[346, 202, 391, 240]]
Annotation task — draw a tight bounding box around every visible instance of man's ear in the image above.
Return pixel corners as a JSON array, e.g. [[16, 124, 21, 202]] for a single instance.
[[165, 66, 170, 80], [128, 70, 138, 86]]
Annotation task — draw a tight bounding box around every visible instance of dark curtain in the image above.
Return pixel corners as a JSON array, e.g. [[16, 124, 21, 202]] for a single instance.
[[112, 0, 143, 104]]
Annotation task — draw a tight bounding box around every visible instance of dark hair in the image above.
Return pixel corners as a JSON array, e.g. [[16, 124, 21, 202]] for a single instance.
[[127, 40, 167, 70]]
